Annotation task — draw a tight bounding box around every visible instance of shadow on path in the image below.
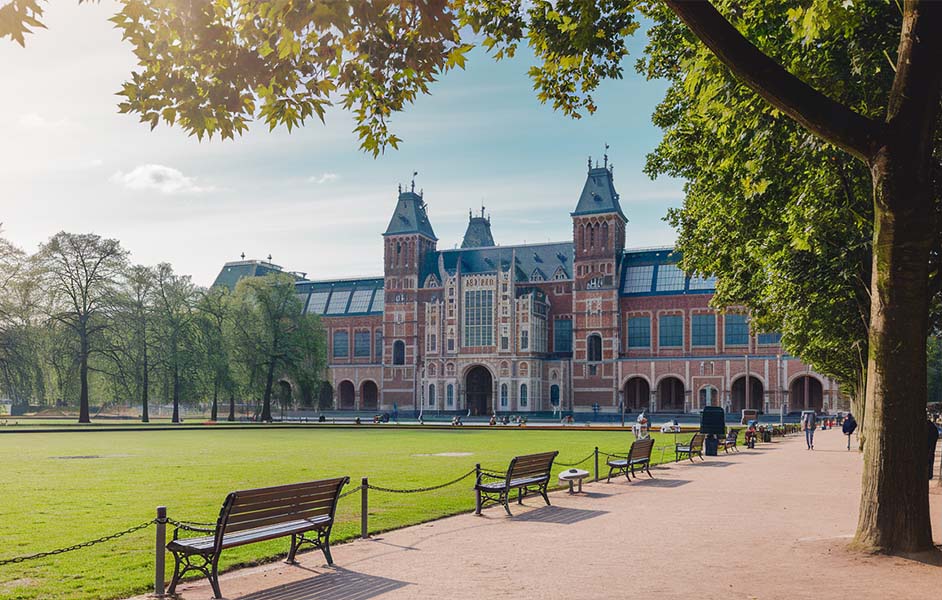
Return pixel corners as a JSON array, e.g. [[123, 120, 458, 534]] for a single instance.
[[512, 506, 608, 525], [238, 568, 410, 600], [630, 478, 691, 488]]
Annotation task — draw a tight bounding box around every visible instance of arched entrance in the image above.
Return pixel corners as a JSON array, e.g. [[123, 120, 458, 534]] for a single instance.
[[658, 377, 685, 412], [338, 380, 355, 410], [465, 366, 493, 416], [624, 377, 650, 412], [790, 376, 823, 412], [361, 381, 378, 411], [731, 376, 764, 413]]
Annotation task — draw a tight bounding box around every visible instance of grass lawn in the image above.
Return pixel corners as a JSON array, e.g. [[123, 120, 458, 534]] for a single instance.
[[0, 427, 691, 600]]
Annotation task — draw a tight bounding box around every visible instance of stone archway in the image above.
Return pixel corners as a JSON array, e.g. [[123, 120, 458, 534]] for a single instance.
[[790, 376, 823, 412], [465, 366, 493, 416], [731, 376, 764, 414], [338, 380, 355, 410], [657, 377, 685, 412], [361, 380, 378, 411], [624, 377, 650, 412]]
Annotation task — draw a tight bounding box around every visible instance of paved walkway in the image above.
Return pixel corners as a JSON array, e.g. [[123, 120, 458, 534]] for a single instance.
[[142, 429, 942, 600]]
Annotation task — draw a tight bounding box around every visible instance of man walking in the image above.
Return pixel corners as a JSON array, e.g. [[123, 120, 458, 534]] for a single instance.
[[801, 411, 816, 450], [842, 413, 858, 450]]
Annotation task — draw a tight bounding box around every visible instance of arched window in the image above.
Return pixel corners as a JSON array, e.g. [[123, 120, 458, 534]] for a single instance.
[[602, 222, 609, 248], [332, 331, 349, 358], [582, 224, 588, 251], [550, 385, 560, 406], [374, 330, 383, 361], [447, 384, 454, 407], [428, 384, 436, 407], [520, 384, 528, 407], [587, 334, 602, 362], [589, 224, 595, 248], [500, 384, 508, 407], [393, 340, 405, 365], [396, 241, 401, 266]]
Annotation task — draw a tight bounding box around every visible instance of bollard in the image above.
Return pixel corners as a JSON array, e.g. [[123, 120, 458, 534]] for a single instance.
[[154, 506, 167, 598], [361, 477, 369, 539], [474, 463, 482, 515], [594, 447, 599, 482]]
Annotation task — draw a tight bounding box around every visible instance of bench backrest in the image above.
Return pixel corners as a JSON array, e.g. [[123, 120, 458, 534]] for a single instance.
[[215, 476, 349, 549], [727, 429, 739, 442], [507, 451, 559, 482], [629, 437, 655, 461], [689, 432, 705, 450]]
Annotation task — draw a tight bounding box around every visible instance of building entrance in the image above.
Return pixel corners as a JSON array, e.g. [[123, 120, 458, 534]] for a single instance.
[[465, 366, 493, 416]]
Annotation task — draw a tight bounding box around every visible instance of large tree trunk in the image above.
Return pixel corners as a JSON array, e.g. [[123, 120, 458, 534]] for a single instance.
[[211, 378, 218, 421], [261, 360, 275, 422], [228, 393, 235, 422], [853, 144, 935, 554], [78, 332, 90, 424], [171, 363, 180, 423]]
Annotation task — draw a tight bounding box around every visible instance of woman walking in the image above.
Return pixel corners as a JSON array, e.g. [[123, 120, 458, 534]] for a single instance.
[[802, 411, 817, 450]]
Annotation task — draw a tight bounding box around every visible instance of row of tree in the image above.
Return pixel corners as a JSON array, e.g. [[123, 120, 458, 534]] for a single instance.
[[0, 231, 327, 423]]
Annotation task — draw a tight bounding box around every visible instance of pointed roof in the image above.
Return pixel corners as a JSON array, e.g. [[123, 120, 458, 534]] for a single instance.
[[461, 209, 495, 248], [571, 165, 627, 222], [383, 190, 437, 240]]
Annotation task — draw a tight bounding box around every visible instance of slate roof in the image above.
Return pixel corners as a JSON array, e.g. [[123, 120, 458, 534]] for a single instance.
[[436, 242, 573, 282], [461, 215, 495, 248], [383, 190, 437, 240], [571, 166, 627, 222], [212, 260, 289, 290], [295, 277, 385, 316], [619, 247, 716, 296]]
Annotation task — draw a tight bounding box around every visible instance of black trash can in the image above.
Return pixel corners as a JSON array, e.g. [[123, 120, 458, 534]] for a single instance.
[[762, 429, 772, 443], [705, 434, 719, 456]]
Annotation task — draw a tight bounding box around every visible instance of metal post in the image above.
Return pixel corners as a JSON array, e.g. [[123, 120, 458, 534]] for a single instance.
[[154, 506, 167, 597], [361, 478, 369, 539], [474, 463, 482, 515], [594, 447, 599, 482]]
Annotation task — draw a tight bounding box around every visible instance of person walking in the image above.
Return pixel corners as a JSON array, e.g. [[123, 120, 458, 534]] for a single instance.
[[801, 411, 817, 450], [928, 419, 939, 479], [842, 413, 858, 450]]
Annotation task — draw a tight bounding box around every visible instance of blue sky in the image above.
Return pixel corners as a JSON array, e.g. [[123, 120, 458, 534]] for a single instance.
[[0, 2, 683, 286]]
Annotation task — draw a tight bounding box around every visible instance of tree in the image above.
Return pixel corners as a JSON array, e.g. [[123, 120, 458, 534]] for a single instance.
[[151, 263, 198, 423], [36, 232, 128, 423], [195, 285, 234, 422], [229, 274, 325, 423], [105, 265, 157, 422], [7, 0, 942, 555]]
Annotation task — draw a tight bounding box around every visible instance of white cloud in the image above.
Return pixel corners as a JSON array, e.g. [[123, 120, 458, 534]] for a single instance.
[[17, 112, 77, 131], [308, 172, 339, 184], [110, 164, 214, 195]]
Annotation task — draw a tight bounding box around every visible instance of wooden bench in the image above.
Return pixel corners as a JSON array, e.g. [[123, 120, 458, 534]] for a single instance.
[[675, 432, 706, 462], [475, 451, 558, 516], [167, 476, 349, 599], [606, 437, 655, 482], [721, 429, 740, 453]]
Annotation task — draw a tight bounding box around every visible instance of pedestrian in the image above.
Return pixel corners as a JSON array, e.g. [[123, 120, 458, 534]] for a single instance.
[[928, 419, 939, 479], [842, 413, 857, 450], [801, 411, 816, 450]]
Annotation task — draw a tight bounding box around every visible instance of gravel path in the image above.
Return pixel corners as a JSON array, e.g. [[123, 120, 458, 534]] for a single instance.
[[142, 429, 942, 600]]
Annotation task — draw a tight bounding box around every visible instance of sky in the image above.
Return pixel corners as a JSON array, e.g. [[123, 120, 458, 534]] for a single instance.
[[0, 2, 684, 287]]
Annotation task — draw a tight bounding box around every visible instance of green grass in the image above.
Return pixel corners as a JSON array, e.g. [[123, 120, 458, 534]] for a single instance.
[[0, 427, 690, 600]]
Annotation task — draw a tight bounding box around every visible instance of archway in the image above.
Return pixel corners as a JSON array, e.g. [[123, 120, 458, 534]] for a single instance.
[[318, 382, 334, 409], [657, 377, 685, 412], [550, 385, 560, 407], [361, 381, 378, 411], [465, 366, 493, 416], [698, 386, 719, 409], [624, 377, 650, 412], [338, 380, 355, 410], [731, 376, 764, 414], [790, 376, 823, 412], [393, 340, 405, 365]]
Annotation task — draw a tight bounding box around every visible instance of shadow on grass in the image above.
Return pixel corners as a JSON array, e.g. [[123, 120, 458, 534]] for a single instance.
[[237, 568, 410, 600], [512, 506, 608, 525]]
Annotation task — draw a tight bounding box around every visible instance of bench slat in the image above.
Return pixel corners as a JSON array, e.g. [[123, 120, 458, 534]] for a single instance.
[[228, 489, 340, 516]]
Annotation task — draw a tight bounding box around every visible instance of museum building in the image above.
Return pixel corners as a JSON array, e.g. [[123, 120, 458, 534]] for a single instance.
[[214, 159, 842, 416]]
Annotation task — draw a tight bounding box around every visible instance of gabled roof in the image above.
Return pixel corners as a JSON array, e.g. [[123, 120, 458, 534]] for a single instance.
[[438, 241, 573, 281], [461, 214, 495, 248], [571, 166, 627, 222], [383, 190, 437, 240], [212, 260, 288, 290], [295, 277, 384, 316]]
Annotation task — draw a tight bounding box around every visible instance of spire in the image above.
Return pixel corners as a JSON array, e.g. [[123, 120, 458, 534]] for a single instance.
[[571, 152, 626, 221], [461, 207, 496, 248], [383, 183, 437, 240]]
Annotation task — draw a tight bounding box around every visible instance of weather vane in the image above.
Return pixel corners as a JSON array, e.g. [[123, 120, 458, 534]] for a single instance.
[[604, 143, 610, 168], [411, 171, 418, 192], [240, 252, 245, 260]]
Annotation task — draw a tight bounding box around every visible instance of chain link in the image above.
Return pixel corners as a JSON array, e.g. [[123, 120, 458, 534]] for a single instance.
[[366, 469, 476, 494], [166, 518, 215, 533], [555, 452, 595, 467], [0, 520, 154, 566], [338, 484, 364, 499]]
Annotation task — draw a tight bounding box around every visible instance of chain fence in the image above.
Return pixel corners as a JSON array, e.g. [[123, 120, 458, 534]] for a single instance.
[[0, 519, 155, 567], [555, 452, 596, 467], [365, 468, 477, 494]]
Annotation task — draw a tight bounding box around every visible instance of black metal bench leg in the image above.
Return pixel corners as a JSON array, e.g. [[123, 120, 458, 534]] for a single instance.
[[503, 491, 513, 517], [540, 484, 551, 506], [167, 551, 183, 595], [517, 488, 524, 505], [286, 534, 299, 564], [322, 538, 334, 566], [209, 557, 223, 599], [645, 462, 654, 478]]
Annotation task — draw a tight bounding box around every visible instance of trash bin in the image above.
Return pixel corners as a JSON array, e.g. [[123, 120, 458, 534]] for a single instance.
[[762, 429, 772, 443], [705, 434, 719, 456]]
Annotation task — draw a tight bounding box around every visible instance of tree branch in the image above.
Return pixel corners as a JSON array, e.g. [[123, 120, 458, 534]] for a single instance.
[[664, 0, 884, 163]]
